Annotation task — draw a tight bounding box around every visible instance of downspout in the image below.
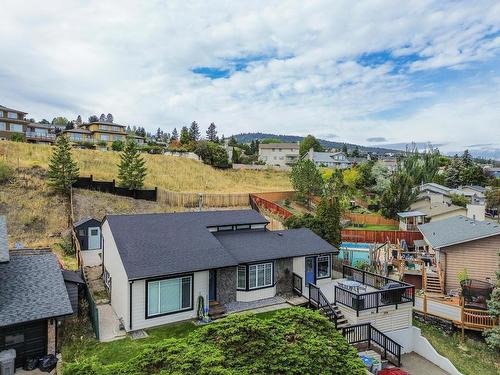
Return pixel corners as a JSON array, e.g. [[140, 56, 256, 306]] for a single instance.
[[129, 281, 133, 331]]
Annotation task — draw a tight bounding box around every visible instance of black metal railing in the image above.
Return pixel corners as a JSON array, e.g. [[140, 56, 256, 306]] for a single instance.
[[342, 323, 402, 367], [292, 273, 302, 296], [309, 283, 339, 328], [336, 265, 415, 316]]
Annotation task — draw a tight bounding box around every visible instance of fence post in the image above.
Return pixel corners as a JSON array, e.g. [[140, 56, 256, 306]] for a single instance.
[[89, 174, 93, 189], [367, 325, 371, 349], [154, 187, 158, 201], [112, 179, 115, 193]]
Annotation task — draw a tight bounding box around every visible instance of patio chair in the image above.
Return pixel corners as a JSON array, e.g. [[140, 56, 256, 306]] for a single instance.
[[358, 285, 367, 293]]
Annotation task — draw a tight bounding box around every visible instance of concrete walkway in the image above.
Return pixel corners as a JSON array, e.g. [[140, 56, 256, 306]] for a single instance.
[[98, 303, 127, 342], [400, 352, 450, 375]]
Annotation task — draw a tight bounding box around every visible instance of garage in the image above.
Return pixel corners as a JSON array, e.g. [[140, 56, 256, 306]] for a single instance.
[[0, 320, 48, 368]]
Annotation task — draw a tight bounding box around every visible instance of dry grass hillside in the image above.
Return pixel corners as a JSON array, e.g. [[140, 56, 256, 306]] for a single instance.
[[1, 141, 291, 192]]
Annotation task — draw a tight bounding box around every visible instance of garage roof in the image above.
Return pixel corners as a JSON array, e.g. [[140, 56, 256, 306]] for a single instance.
[[0, 250, 73, 327]]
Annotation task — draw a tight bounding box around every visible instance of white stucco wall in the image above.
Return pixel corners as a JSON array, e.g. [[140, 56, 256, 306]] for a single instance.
[[130, 271, 209, 331], [101, 220, 130, 330], [236, 285, 276, 302]]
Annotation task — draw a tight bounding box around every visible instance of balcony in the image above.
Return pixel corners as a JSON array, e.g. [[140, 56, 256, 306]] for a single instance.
[[334, 265, 414, 316], [25, 132, 56, 141]]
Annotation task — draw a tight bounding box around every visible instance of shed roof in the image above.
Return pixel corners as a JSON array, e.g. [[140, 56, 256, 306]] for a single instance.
[[0, 250, 73, 327], [74, 217, 100, 228], [62, 269, 85, 284], [418, 215, 500, 248], [397, 211, 426, 218]]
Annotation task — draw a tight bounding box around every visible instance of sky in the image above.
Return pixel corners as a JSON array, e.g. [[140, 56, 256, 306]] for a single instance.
[[1, 1, 499, 158]]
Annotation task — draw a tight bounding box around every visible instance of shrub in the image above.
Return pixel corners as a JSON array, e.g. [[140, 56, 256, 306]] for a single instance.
[[0, 161, 13, 183], [111, 140, 124, 151], [63, 308, 365, 375], [10, 133, 25, 142], [450, 193, 468, 208], [55, 235, 75, 256], [458, 268, 469, 284]]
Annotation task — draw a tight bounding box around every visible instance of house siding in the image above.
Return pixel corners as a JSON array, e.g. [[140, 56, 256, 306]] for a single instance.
[[236, 285, 276, 302], [440, 235, 499, 292], [101, 220, 130, 330], [275, 257, 293, 295], [338, 304, 412, 332], [216, 267, 237, 304], [130, 271, 209, 330]]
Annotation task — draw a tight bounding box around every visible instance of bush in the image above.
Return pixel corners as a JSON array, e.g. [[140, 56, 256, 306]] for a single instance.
[[0, 161, 13, 183], [111, 140, 124, 151], [450, 193, 468, 208], [10, 133, 25, 142], [55, 235, 75, 256], [63, 308, 365, 375]]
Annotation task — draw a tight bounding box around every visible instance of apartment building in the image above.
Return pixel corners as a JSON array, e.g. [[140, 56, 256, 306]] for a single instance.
[[258, 142, 300, 167]]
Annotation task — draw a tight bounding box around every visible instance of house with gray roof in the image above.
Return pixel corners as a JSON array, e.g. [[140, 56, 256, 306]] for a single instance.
[[304, 149, 353, 169], [0, 245, 73, 368], [418, 216, 500, 292], [101, 209, 338, 331]]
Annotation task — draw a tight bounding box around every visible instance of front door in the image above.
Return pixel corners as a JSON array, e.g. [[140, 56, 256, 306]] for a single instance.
[[209, 270, 216, 301], [88, 227, 101, 250], [305, 256, 316, 286]]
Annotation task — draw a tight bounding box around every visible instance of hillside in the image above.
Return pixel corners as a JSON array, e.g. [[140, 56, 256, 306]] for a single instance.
[[0, 141, 291, 193], [233, 132, 401, 154]]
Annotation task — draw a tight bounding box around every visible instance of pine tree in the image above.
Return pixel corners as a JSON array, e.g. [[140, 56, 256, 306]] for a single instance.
[[47, 135, 79, 194], [188, 121, 200, 141], [206, 122, 217, 141], [106, 113, 114, 123], [171, 128, 179, 140], [316, 194, 342, 248], [99, 113, 106, 122], [118, 141, 147, 189], [89, 115, 99, 122], [180, 126, 190, 145], [76, 115, 82, 125]]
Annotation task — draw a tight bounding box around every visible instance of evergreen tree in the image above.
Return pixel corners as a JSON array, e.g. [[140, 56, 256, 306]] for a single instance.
[[316, 194, 342, 248], [232, 147, 240, 164], [188, 121, 200, 141], [444, 155, 461, 188], [65, 122, 75, 130], [380, 169, 418, 219], [484, 258, 500, 349], [89, 115, 99, 122], [156, 127, 163, 139], [99, 113, 106, 122], [171, 128, 179, 141], [342, 143, 348, 156], [180, 126, 190, 145], [228, 136, 238, 146], [290, 159, 323, 208], [47, 135, 79, 194], [351, 146, 360, 157], [76, 115, 82, 125], [106, 113, 114, 123], [118, 141, 147, 189], [40, 119, 50, 124], [206, 122, 218, 141], [299, 135, 323, 156]]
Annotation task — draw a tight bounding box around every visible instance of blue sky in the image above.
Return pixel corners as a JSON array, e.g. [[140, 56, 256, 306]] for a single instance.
[[0, 1, 499, 157]]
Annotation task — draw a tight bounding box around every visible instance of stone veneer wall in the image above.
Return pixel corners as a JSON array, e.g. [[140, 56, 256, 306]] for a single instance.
[[47, 318, 56, 354], [275, 257, 293, 295], [216, 267, 237, 304]]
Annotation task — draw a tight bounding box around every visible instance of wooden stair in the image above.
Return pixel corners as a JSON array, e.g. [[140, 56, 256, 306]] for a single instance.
[[425, 272, 443, 294], [320, 304, 349, 330], [208, 301, 227, 320]]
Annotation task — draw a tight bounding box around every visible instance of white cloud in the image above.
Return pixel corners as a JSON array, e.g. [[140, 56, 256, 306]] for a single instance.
[[0, 0, 499, 153]]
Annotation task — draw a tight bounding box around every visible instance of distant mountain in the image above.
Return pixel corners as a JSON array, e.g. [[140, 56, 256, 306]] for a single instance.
[[232, 132, 402, 154]]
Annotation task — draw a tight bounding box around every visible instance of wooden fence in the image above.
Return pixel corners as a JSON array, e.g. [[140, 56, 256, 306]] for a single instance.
[[156, 189, 250, 208], [344, 213, 399, 226], [341, 229, 423, 244], [73, 175, 157, 201], [249, 193, 294, 219]]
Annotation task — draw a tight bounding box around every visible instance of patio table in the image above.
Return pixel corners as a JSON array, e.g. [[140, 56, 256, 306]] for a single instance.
[[340, 280, 363, 293]]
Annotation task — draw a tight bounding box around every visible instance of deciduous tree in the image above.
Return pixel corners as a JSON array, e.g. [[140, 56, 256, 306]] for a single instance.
[[299, 135, 323, 157], [290, 159, 323, 208]]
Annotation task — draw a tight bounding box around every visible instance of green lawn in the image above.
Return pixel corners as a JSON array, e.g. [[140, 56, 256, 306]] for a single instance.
[[414, 319, 500, 375], [62, 308, 286, 366], [346, 224, 399, 231]]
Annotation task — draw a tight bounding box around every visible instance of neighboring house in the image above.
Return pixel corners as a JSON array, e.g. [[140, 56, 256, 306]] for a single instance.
[[101, 210, 338, 331], [484, 166, 500, 178], [418, 216, 500, 292], [25, 122, 56, 144], [378, 157, 398, 173], [0, 217, 73, 368], [258, 142, 299, 167], [397, 211, 426, 231], [304, 149, 352, 169], [410, 198, 468, 222], [460, 185, 486, 199], [62, 121, 146, 149], [62, 269, 85, 316], [0, 105, 29, 140]]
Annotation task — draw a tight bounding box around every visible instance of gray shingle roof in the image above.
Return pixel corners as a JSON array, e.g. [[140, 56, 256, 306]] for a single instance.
[[105, 210, 269, 280], [214, 228, 338, 263], [0, 216, 8, 263], [0, 250, 73, 327], [397, 211, 426, 218], [418, 215, 500, 248]]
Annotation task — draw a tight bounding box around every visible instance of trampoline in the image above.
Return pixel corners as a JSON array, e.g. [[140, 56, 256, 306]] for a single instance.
[[460, 279, 494, 310]]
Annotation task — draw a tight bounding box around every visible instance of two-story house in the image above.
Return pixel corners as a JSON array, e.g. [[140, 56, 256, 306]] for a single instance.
[[25, 122, 57, 144], [0, 105, 29, 140], [305, 149, 352, 169], [258, 142, 300, 167]]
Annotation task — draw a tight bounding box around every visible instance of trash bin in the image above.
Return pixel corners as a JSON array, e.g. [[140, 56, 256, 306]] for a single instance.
[[0, 349, 16, 375]]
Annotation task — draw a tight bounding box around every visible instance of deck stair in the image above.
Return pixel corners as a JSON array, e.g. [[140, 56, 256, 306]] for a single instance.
[[208, 301, 227, 320], [320, 304, 349, 330], [425, 272, 443, 294]]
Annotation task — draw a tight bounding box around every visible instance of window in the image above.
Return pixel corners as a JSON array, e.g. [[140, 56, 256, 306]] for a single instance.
[[112, 126, 120, 132], [235, 224, 250, 230], [237, 266, 246, 289], [100, 124, 109, 130], [250, 223, 266, 229], [114, 135, 124, 141], [147, 276, 192, 317], [0, 122, 5, 130], [100, 134, 109, 141], [316, 255, 331, 279], [218, 225, 233, 231], [9, 124, 23, 132], [248, 263, 273, 289], [90, 229, 99, 236], [7, 112, 17, 119], [0, 111, 4, 117], [78, 229, 85, 236]]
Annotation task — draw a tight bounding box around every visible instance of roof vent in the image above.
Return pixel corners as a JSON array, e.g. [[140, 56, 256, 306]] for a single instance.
[[276, 232, 283, 236]]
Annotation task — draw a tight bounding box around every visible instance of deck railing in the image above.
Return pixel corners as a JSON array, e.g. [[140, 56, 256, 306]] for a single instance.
[[342, 323, 402, 366], [308, 283, 339, 328], [336, 265, 414, 316], [292, 273, 302, 296]]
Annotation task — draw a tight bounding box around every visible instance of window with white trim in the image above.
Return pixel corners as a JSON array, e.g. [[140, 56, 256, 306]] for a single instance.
[[248, 262, 273, 289], [147, 276, 192, 317], [316, 255, 331, 279], [237, 266, 246, 289], [9, 124, 23, 132]]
